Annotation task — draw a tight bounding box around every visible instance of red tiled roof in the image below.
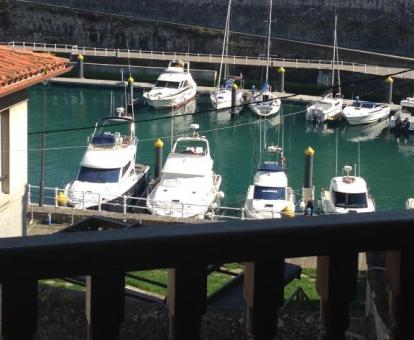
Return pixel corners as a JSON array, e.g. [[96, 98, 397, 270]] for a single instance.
[[0, 46, 72, 98]]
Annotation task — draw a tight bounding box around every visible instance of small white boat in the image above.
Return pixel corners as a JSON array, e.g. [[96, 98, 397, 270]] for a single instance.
[[249, 0, 281, 118], [320, 165, 375, 214], [249, 82, 281, 117], [342, 99, 390, 125], [244, 146, 295, 219], [65, 108, 148, 209], [389, 97, 414, 132], [306, 93, 343, 123], [210, 0, 245, 111], [210, 79, 245, 111], [143, 60, 197, 109], [306, 15, 343, 123], [147, 124, 224, 219]]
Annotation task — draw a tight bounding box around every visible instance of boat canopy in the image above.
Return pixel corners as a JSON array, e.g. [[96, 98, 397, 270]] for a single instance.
[[258, 163, 284, 172]]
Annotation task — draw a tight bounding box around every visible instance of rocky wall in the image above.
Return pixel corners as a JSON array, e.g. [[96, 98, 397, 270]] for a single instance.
[[20, 0, 414, 55]]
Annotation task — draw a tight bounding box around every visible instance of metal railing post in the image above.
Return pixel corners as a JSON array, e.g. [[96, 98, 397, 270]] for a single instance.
[[54, 188, 58, 207], [82, 191, 86, 210], [27, 184, 31, 205], [98, 194, 102, 212], [123, 195, 127, 214]]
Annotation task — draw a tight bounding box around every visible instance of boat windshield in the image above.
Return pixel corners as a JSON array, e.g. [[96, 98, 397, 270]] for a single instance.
[[402, 106, 414, 116], [333, 191, 368, 208], [155, 81, 180, 89], [315, 102, 333, 110], [78, 166, 120, 183], [360, 102, 376, 109], [174, 140, 207, 155], [253, 186, 286, 200]]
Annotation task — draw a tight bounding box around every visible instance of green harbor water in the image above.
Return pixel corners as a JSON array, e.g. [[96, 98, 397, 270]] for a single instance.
[[28, 85, 414, 211]]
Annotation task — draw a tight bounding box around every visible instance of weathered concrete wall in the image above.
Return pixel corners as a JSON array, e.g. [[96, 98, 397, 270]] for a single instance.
[[3, 1, 414, 69], [22, 0, 414, 55]]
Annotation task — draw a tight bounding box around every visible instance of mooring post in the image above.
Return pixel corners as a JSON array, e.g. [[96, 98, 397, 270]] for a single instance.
[[277, 66, 285, 93], [77, 54, 84, 79], [302, 146, 315, 215], [127, 76, 134, 115], [244, 259, 285, 340], [231, 83, 238, 117], [385, 76, 394, 104], [154, 138, 164, 179]]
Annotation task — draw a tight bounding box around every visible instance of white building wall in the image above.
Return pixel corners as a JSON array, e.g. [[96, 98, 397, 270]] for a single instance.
[[0, 100, 28, 237]]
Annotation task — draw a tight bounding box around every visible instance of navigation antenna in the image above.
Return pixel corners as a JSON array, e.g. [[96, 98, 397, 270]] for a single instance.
[[335, 128, 339, 175]]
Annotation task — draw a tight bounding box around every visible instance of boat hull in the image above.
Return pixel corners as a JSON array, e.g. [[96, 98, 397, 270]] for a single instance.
[[343, 107, 390, 125], [144, 89, 197, 109]]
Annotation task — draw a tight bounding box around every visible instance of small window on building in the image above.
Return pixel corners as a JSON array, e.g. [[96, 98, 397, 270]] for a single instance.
[[0, 109, 10, 194]]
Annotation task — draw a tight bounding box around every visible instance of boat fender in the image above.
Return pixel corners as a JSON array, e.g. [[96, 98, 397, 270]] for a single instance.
[[217, 191, 225, 199], [281, 205, 295, 218], [57, 191, 68, 206]]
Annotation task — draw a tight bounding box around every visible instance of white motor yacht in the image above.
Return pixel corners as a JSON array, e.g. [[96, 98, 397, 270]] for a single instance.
[[343, 98, 390, 125], [320, 165, 375, 214], [389, 97, 414, 132], [307, 15, 343, 123], [146, 124, 224, 219], [143, 60, 197, 109], [65, 108, 148, 209], [249, 0, 281, 118], [306, 93, 343, 123], [244, 146, 295, 219], [210, 0, 245, 111]]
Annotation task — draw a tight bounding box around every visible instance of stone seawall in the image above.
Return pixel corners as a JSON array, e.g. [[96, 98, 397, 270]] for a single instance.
[[19, 0, 414, 55]]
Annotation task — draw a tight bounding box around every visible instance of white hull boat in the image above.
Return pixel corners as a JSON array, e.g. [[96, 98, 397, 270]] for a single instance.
[[143, 60, 197, 109], [65, 109, 148, 209], [210, 0, 245, 112], [307, 15, 343, 123], [250, 0, 281, 118], [147, 125, 224, 219], [306, 93, 343, 122], [343, 100, 390, 125], [249, 89, 281, 117], [244, 146, 295, 219], [210, 83, 245, 111], [320, 165, 375, 214], [389, 97, 414, 132]]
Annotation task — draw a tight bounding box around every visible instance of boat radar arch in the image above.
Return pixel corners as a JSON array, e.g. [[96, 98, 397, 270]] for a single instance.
[[343, 165, 353, 176]]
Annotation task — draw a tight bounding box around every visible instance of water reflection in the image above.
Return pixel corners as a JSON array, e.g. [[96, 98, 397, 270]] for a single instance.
[[342, 119, 388, 143]]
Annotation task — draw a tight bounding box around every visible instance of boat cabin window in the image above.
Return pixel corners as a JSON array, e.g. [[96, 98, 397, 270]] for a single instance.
[[170, 61, 184, 68], [333, 191, 368, 208], [316, 102, 333, 111], [182, 80, 189, 88], [78, 166, 120, 183], [360, 103, 376, 109], [155, 81, 180, 89], [253, 186, 286, 200], [122, 162, 131, 177], [92, 133, 115, 146], [174, 141, 207, 155], [402, 106, 414, 116]]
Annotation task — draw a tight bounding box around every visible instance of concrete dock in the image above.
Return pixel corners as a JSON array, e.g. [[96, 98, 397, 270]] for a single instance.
[[51, 77, 401, 110]]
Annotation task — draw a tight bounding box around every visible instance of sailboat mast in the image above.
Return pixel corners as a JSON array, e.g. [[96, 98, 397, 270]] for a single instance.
[[331, 14, 337, 89], [265, 0, 273, 82], [217, 0, 232, 89]]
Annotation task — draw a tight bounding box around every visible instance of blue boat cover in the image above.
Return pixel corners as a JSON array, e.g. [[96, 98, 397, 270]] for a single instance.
[[92, 134, 115, 145], [258, 163, 284, 172]]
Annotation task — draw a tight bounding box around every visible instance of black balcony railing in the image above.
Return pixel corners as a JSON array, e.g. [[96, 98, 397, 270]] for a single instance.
[[1, 210, 414, 340]]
